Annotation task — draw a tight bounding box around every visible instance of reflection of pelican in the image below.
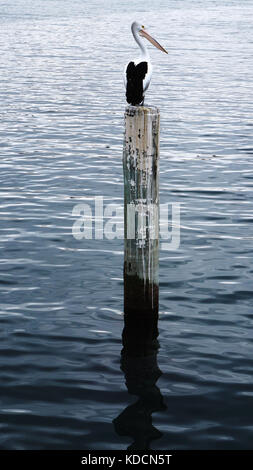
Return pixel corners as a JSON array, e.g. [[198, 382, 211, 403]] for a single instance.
[[113, 314, 166, 450], [124, 22, 168, 105]]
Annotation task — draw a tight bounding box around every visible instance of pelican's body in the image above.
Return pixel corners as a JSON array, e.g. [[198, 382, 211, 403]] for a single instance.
[[124, 22, 167, 105]]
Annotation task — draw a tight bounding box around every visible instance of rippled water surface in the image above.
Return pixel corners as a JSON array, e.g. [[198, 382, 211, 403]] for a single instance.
[[0, 0, 253, 450]]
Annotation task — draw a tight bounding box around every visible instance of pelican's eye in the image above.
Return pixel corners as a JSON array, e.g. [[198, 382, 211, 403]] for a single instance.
[[142, 25, 145, 29]]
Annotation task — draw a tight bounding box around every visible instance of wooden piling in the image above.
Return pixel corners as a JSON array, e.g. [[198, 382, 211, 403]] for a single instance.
[[123, 105, 160, 316]]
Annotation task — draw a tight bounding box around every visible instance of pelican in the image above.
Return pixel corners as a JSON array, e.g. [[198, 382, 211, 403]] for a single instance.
[[124, 22, 168, 106]]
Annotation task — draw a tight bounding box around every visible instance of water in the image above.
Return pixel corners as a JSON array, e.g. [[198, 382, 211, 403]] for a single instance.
[[0, 0, 253, 450]]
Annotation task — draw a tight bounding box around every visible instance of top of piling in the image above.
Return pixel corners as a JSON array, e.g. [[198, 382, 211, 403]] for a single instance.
[[125, 105, 160, 117]]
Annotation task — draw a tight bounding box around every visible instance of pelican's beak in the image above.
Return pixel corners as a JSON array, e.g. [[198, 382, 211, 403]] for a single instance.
[[140, 29, 168, 54]]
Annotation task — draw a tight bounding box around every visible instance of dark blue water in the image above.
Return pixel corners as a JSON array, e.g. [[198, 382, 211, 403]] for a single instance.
[[0, 0, 253, 449]]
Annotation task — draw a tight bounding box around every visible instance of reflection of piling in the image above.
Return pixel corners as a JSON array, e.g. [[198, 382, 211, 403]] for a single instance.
[[114, 313, 165, 450], [123, 105, 160, 316]]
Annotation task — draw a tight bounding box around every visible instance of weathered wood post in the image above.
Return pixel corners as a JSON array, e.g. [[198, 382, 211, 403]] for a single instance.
[[116, 109, 162, 447], [123, 105, 160, 316]]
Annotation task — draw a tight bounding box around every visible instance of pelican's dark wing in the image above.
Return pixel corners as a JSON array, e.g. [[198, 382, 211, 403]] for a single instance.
[[126, 61, 148, 105]]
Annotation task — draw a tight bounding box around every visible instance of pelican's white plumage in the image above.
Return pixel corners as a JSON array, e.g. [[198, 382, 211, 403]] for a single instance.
[[124, 22, 167, 105]]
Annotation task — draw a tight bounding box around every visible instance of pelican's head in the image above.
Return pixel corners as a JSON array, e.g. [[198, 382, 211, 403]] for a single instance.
[[131, 21, 168, 54]]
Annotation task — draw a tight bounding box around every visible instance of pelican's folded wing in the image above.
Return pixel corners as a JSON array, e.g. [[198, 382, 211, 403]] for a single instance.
[[125, 61, 148, 105]]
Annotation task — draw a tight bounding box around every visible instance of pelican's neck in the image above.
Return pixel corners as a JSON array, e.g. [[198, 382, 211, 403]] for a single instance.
[[132, 25, 149, 59]]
